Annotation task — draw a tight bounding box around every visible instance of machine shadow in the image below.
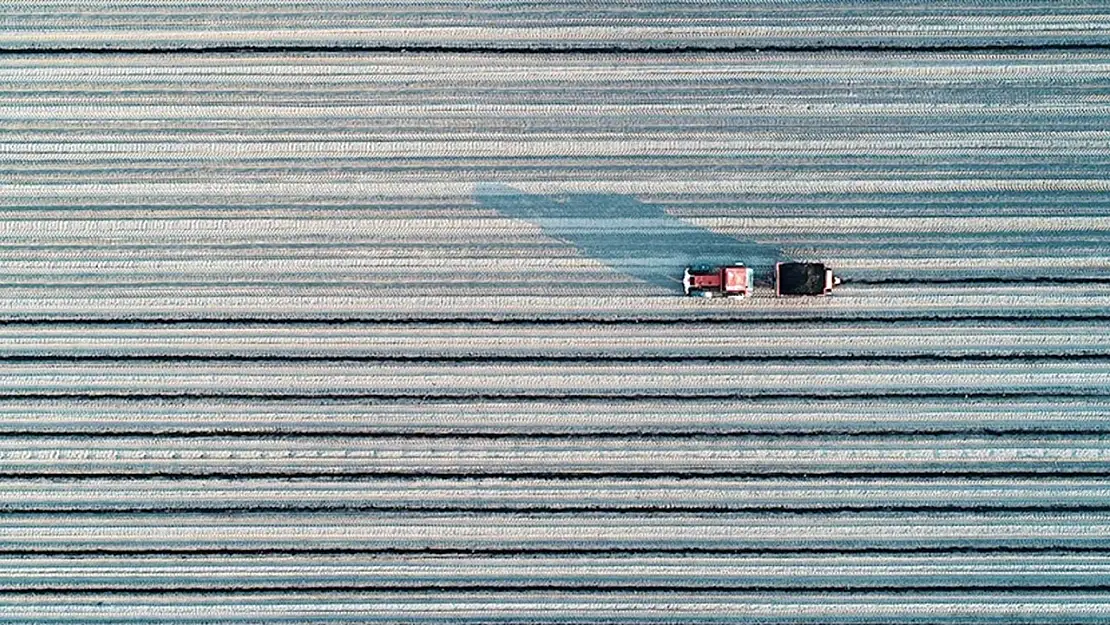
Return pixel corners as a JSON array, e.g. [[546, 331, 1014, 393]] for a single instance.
[[476, 183, 786, 294]]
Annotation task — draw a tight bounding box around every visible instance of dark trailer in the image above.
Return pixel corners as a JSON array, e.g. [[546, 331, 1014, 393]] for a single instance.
[[775, 262, 840, 296]]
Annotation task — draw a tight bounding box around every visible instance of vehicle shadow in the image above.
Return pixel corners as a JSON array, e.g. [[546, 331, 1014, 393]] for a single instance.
[[476, 183, 786, 294]]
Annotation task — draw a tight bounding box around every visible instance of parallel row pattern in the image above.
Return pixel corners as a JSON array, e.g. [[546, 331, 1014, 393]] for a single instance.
[[2, 32, 1109, 625], [2, 1, 1110, 49]]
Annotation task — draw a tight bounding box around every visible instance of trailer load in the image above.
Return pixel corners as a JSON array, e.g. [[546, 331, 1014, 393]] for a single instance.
[[775, 262, 840, 296]]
